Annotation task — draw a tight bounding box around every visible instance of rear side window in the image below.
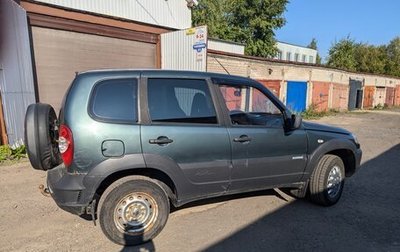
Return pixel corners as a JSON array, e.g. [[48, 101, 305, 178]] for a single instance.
[[147, 78, 217, 124], [90, 78, 137, 123]]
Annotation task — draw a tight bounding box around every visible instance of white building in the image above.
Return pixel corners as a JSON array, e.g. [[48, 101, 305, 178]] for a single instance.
[[275, 41, 317, 64], [208, 38, 245, 55]]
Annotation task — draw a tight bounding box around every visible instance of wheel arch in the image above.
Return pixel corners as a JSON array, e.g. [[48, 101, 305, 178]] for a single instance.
[[304, 138, 358, 179], [94, 167, 179, 207]]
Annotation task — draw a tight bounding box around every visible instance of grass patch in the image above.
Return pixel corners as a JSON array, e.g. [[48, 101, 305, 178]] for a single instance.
[[372, 103, 387, 110], [0, 145, 27, 164], [301, 104, 340, 120]]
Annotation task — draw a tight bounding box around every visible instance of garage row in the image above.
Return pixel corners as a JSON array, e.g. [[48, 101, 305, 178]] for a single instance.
[[207, 51, 400, 112], [20, 1, 400, 114]]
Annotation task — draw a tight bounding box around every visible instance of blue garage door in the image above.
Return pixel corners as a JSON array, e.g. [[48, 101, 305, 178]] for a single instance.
[[286, 81, 307, 112]]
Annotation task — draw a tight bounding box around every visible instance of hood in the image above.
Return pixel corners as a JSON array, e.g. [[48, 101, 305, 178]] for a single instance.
[[303, 121, 350, 135]]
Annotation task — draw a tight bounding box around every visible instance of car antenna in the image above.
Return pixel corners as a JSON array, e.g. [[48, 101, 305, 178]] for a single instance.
[[213, 56, 231, 75]]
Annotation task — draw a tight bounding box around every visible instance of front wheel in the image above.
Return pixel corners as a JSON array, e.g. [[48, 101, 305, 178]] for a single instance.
[[309, 154, 345, 206], [98, 176, 170, 246]]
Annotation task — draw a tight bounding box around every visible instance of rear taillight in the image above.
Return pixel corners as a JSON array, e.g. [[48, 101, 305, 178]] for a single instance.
[[59, 124, 74, 166]]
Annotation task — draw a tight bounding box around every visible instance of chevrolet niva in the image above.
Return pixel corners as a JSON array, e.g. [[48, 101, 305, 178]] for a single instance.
[[25, 70, 362, 246]]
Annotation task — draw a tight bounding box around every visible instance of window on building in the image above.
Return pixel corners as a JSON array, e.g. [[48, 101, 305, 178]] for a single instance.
[[218, 85, 282, 127], [294, 53, 299, 62], [309, 56, 314, 63], [302, 54, 306, 62], [90, 78, 137, 123], [147, 78, 217, 124], [277, 50, 283, 60], [286, 52, 291, 61]]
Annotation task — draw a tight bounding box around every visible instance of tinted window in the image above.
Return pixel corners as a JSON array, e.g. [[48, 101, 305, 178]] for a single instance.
[[91, 79, 137, 122], [148, 78, 217, 124]]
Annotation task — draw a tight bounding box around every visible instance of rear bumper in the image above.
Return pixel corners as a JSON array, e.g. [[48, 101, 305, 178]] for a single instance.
[[47, 164, 88, 215]]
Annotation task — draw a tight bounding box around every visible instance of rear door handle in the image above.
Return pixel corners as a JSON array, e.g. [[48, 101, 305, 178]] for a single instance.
[[233, 135, 252, 143], [149, 136, 173, 145]]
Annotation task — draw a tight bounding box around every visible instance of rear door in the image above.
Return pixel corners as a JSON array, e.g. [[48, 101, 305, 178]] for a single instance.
[[140, 76, 231, 200]]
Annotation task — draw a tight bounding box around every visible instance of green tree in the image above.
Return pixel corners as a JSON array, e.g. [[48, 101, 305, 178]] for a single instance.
[[192, 0, 288, 57], [307, 38, 322, 65], [385, 37, 400, 77], [327, 36, 357, 71], [354, 44, 386, 74]]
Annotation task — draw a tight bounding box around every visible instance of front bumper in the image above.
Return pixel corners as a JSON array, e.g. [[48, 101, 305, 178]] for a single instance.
[[47, 164, 88, 215]]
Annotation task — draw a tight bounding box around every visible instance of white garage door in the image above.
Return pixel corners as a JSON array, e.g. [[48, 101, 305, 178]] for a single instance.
[[32, 27, 156, 111]]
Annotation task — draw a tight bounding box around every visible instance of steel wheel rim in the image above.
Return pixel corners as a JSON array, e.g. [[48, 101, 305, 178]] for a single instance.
[[114, 192, 158, 234], [327, 165, 343, 198]]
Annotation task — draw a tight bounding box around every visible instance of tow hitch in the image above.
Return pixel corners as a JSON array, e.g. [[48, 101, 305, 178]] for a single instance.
[[39, 184, 51, 197], [86, 199, 97, 226]]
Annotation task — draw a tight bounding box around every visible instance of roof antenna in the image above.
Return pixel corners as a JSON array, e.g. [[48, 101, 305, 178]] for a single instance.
[[213, 56, 231, 75]]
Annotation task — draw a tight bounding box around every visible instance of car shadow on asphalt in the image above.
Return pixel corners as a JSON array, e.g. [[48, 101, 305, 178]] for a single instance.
[[119, 187, 287, 252], [201, 144, 400, 252], [120, 240, 155, 252], [120, 144, 400, 251]]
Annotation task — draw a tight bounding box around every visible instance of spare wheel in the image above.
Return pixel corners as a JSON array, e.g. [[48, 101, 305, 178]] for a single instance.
[[24, 103, 62, 170]]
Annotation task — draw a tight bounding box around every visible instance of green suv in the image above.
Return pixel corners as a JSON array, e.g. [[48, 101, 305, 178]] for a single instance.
[[25, 70, 362, 246]]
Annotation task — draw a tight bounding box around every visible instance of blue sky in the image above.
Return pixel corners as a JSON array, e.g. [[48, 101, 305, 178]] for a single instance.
[[275, 0, 400, 61]]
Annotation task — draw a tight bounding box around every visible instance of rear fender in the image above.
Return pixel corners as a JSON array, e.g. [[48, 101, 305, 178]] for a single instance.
[[83, 153, 188, 204]]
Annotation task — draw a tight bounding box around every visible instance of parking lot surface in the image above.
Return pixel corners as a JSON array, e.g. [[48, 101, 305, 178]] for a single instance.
[[1, 110, 399, 252]]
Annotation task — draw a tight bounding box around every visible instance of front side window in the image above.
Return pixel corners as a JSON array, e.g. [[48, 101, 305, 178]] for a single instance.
[[147, 78, 217, 124], [219, 85, 282, 127], [90, 78, 137, 123]]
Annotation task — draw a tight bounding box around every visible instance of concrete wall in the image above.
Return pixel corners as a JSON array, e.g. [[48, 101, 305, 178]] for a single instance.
[[207, 52, 400, 112]]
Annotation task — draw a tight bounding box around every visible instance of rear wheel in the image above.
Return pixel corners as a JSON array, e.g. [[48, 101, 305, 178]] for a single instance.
[[309, 154, 345, 206], [98, 176, 170, 246], [24, 103, 61, 170]]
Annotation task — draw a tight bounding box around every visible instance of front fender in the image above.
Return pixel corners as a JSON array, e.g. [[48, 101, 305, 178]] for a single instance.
[[303, 138, 359, 180]]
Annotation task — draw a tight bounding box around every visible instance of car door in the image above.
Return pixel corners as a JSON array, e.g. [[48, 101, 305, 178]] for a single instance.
[[140, 76, 231, 200], [215, 80, 308, 192]]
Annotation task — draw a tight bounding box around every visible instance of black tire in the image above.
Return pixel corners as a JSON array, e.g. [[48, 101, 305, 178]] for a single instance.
[[309, 154, 345, 206], [98, 176, 170, 246], [24, 103, 61, 170]]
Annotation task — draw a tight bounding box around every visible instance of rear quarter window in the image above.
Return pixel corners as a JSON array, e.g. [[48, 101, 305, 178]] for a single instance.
[[89, 78, 138, 123]]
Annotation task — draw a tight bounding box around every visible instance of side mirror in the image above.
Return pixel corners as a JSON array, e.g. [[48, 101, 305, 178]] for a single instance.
[[291, 114, 302, 130]]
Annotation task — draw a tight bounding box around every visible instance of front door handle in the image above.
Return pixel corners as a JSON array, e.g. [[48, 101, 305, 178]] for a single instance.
[[233, 135, 252, 143], [149, 136, 173, 145]]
